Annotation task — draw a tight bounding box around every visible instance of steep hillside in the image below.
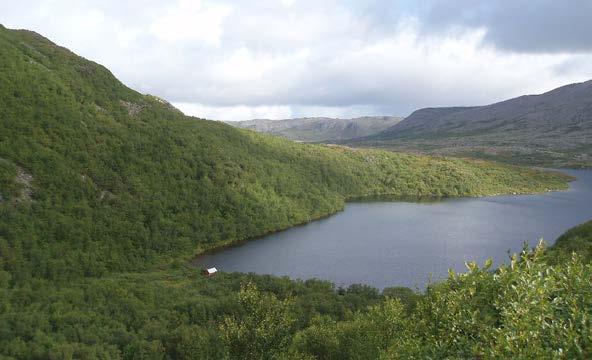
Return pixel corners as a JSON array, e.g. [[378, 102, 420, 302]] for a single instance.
[[351, 81, 592, 167], [229, 116, 401, 142], [0, 25, 570, 282]]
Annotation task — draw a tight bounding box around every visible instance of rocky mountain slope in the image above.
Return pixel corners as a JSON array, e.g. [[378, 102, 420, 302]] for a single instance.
[[229, 116, 402, 142]]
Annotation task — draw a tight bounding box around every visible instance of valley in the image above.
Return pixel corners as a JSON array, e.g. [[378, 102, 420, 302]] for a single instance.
[[0, 25, 569, 280], [0, 24, 590, 359]]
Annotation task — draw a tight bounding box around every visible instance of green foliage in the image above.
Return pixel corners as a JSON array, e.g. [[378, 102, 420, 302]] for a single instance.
[[0, 26, 569, 284], [0, 158, 18, 201], [0, 25, 587, 359], [546, 220, 592, 264], [382, 244, 592, 359], [291, 299, 409, 360], [382, 286, 420, 311], [0, 269, 386, 359], [0, 227, 591, 359], [220, 282, 296, 359]]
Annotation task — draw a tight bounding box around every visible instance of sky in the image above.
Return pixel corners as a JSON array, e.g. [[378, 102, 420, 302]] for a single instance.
[[2, 0, 592, 121]]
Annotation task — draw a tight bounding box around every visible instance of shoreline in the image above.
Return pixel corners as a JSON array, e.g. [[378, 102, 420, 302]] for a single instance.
[[189, 168, 574, 263]]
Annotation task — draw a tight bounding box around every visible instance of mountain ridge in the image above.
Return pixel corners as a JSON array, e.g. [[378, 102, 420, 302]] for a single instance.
[[228, 116, 402, 142], [349, 79, 592, 167]]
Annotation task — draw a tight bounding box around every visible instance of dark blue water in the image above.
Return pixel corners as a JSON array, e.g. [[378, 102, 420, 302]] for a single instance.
[[194, 170, 592, 289]]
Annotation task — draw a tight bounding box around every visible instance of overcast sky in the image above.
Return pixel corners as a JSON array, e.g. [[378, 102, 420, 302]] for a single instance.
[[3, 0, 592, 120]]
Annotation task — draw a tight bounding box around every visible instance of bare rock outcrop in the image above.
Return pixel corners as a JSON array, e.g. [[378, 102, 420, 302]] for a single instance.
[[120, 100, 145, 117], [14, 166, 34, 203]]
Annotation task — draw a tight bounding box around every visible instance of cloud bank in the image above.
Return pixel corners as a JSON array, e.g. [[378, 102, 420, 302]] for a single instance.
[[3, 0, 592, 120]]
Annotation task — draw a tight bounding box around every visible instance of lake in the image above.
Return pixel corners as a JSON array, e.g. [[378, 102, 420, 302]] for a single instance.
[[193, 169, 592, 290]]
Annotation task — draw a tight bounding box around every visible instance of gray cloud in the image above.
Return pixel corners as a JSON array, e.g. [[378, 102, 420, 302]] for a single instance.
[[422, 0, 592, 53]]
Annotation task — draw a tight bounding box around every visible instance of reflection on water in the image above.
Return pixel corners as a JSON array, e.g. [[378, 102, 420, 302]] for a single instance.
[[194, 170, 592, 289]]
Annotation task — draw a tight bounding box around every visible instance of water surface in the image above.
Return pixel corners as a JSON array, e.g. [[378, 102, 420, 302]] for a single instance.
[[194, 170, 592, 289]]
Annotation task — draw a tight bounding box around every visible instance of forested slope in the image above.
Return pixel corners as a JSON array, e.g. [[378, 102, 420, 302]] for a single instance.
[[0, 25, 586, 359], [1, 222, 590, 359], [0, 25, 568, 282]]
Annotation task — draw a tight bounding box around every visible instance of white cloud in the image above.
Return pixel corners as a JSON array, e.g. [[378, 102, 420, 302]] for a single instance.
[[281, 0, 296, 8], [211, 48, 309, 84], [3, 1, 591, 120], [173, 102, 293, 121], [149, 0, 232, 45], [173, 102, 389, 121], [320, 22, 581, 108], [116, 27, 142, 49]]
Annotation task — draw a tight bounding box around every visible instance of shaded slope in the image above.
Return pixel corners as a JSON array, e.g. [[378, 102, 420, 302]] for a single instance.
[[374, 107, 475, 137], [352, 81, 592, 167]]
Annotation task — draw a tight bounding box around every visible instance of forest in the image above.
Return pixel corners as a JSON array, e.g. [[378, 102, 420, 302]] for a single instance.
[[1, 225, 590, 359], [0, 25, 589, 359]]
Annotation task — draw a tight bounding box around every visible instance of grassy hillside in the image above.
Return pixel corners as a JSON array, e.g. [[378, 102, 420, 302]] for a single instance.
[[0, 25, 569, 283]]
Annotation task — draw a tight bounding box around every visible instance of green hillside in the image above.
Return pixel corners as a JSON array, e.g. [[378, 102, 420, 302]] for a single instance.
[[546, 220, 592, 264], [0, 25, 569, 282], [0, 26, 588, 359]]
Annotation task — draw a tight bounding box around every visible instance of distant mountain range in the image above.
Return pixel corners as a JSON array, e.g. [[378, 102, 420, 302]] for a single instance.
[[228, 116, 402, 142], [228, 82, 591, 167], [346, 80, 592, 167]]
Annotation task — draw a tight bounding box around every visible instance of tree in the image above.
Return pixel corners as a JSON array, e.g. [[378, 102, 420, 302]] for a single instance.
[[220, 282, 296, 359]]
